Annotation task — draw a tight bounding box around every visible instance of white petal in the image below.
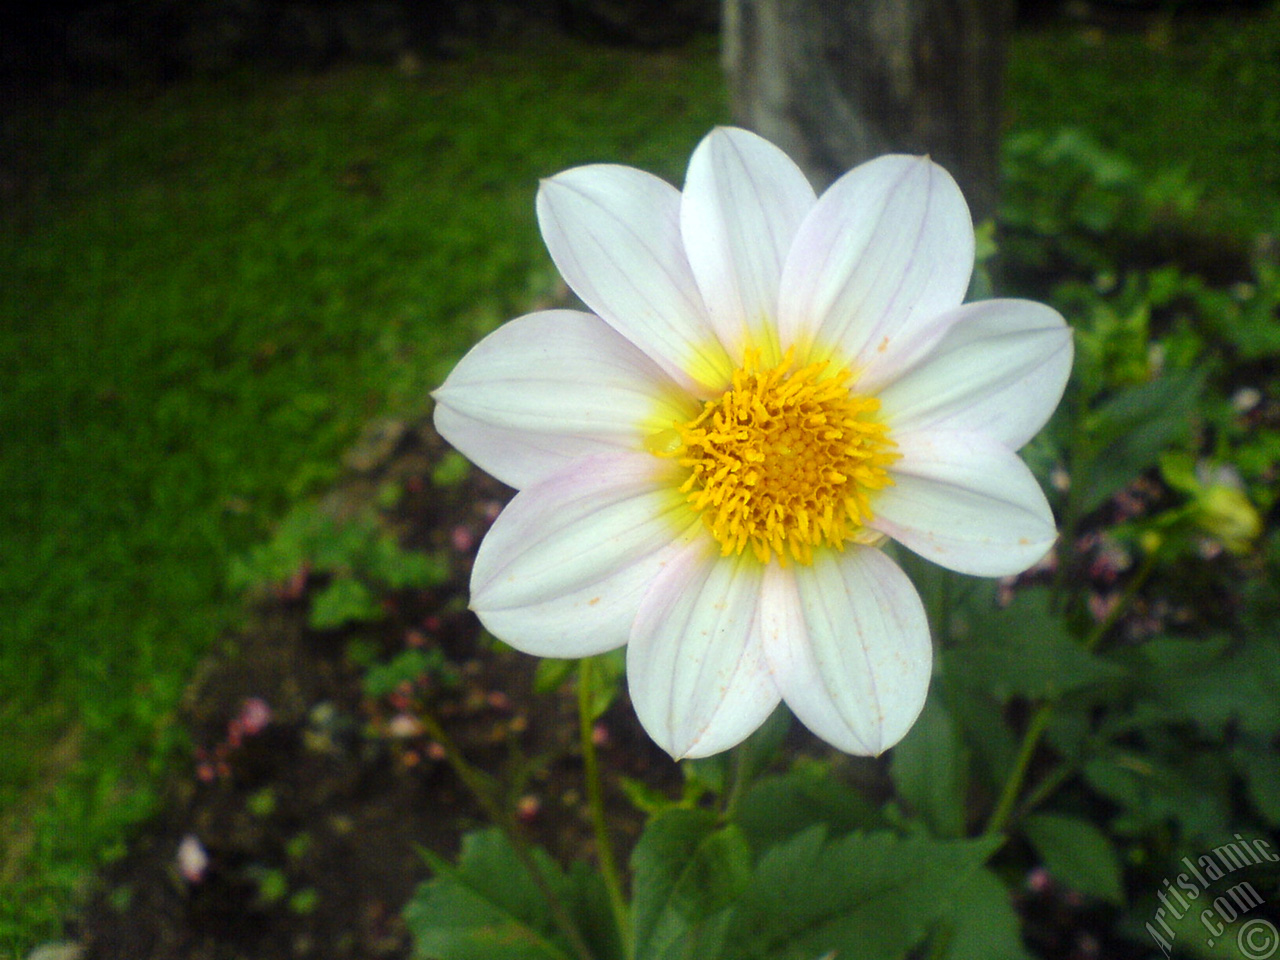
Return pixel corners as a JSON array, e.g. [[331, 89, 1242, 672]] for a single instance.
[[878, 299, 1073, 449], [627, 543, 780, 759], [778, 155, 973, 391], [761, 549, 931, 756], [870, 430, 1058, 576], [471, 453, 697, 658], [432, 310, 692, 489], [680, 127, 816, 359], [537, 165, 731, 393]]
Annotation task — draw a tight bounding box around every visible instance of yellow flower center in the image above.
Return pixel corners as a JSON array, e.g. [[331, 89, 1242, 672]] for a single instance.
[[653, 348, 897, 566]]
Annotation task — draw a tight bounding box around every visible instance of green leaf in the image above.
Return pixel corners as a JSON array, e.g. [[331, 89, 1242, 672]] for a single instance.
[[376, 544, 451, 589], [1233, 742, 1280, 827], [1084, 751, 1232, 842], [952, 587, 1125, 702], [581, 650, 626, 721], [532, 658, 575, 696], [1082, 369, 1205, 514], [891, 697, 970, 838], [735, 763, 886, 851], [363, 648, 456, 699], [724, 828, 1001, 960], [1167, 641, 1280, 740], [1024, 813, 1125, 905], [938, 867, 1032, 960], [308, 575, 381, 629], [630, 809, 750, 960], [405, 829, 618, 960]]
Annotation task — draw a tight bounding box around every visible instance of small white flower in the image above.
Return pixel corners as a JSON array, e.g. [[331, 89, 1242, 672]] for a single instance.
[[433, 127, 1072, 759], [177, 833, 210, 884]]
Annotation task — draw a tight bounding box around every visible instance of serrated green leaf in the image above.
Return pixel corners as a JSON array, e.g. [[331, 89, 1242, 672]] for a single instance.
[[891, 697, 970, 838], [953, 587, 1124, 702], [1167, 641, 1280, 740], [724, 828, 1001, 960], [735, 764, 885, 851], [405, 829, 619, 960], [938, 867, 1031, 960], [630, 809, 750, 960], [1084, 751, 1232, 842], [407, 832, 571, 960], [1024, 813, 1125, 904]]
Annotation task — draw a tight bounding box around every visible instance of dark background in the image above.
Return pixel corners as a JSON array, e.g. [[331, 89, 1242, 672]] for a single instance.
[[3, 0, 1271, 90]]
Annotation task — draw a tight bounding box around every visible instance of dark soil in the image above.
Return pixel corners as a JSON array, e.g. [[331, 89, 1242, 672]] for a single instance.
[[73, 418, 682, 960]]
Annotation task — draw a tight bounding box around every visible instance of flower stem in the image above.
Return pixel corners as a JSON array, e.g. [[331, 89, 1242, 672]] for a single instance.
[[983, 701, 1054, 838], [416, 707, 596, 960], [983, 543, 1161, 840], [578, 656, 633, 960]]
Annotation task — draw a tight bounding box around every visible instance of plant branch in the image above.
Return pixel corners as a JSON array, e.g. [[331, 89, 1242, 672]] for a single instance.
[[983, 541, 1161, 840], [416, 707, 597, 960]]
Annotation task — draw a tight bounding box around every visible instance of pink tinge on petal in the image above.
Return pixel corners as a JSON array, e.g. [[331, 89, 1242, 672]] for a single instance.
[[536, 165, 731, 394], [762, 548, 931, 756], [870, 429, 1058, 577], [470, 451, 697, 659], [877, 298, 1073, 450], [680, 126, 816, 361], [432, 309, 689, 490], [777, 155, 973, 387], [627, 541, 780, 759]]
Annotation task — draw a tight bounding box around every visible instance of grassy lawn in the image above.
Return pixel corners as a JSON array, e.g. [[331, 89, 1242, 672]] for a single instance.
[[2, 2, 1278, 951], [1007, 4, 1280, 236], [0, 39, 726, 947]]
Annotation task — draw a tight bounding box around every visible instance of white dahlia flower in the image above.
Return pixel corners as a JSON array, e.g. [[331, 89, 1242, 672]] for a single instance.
[[433, 127, 1072, 759]]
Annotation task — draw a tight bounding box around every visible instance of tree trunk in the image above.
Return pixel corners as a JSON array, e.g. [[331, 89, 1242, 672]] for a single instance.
[[723, 0, 1013, 224]]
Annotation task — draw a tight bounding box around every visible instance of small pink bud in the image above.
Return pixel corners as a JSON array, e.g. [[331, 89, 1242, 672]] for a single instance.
[[1088, 592, 1120, 623], [1026, 866, 1053, 894], [451, 525, 475, 552], [238, 697, 272, 736]]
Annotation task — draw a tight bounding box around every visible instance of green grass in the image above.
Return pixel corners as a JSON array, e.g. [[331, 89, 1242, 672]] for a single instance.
[[1007, 3, 1280, 236], [2, 1, 1279, 951], [0, 39, 726, 948]]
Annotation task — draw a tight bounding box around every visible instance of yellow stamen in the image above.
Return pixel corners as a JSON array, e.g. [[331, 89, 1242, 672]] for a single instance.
[[656, 347, 897, 566]]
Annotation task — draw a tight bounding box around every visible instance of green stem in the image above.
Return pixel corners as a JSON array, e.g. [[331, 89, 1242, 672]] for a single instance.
[[578, 657, 633, 960], [983, 701, 1054, 838], [983, 543, 1162, 840], [417, 707, 596, 960]]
